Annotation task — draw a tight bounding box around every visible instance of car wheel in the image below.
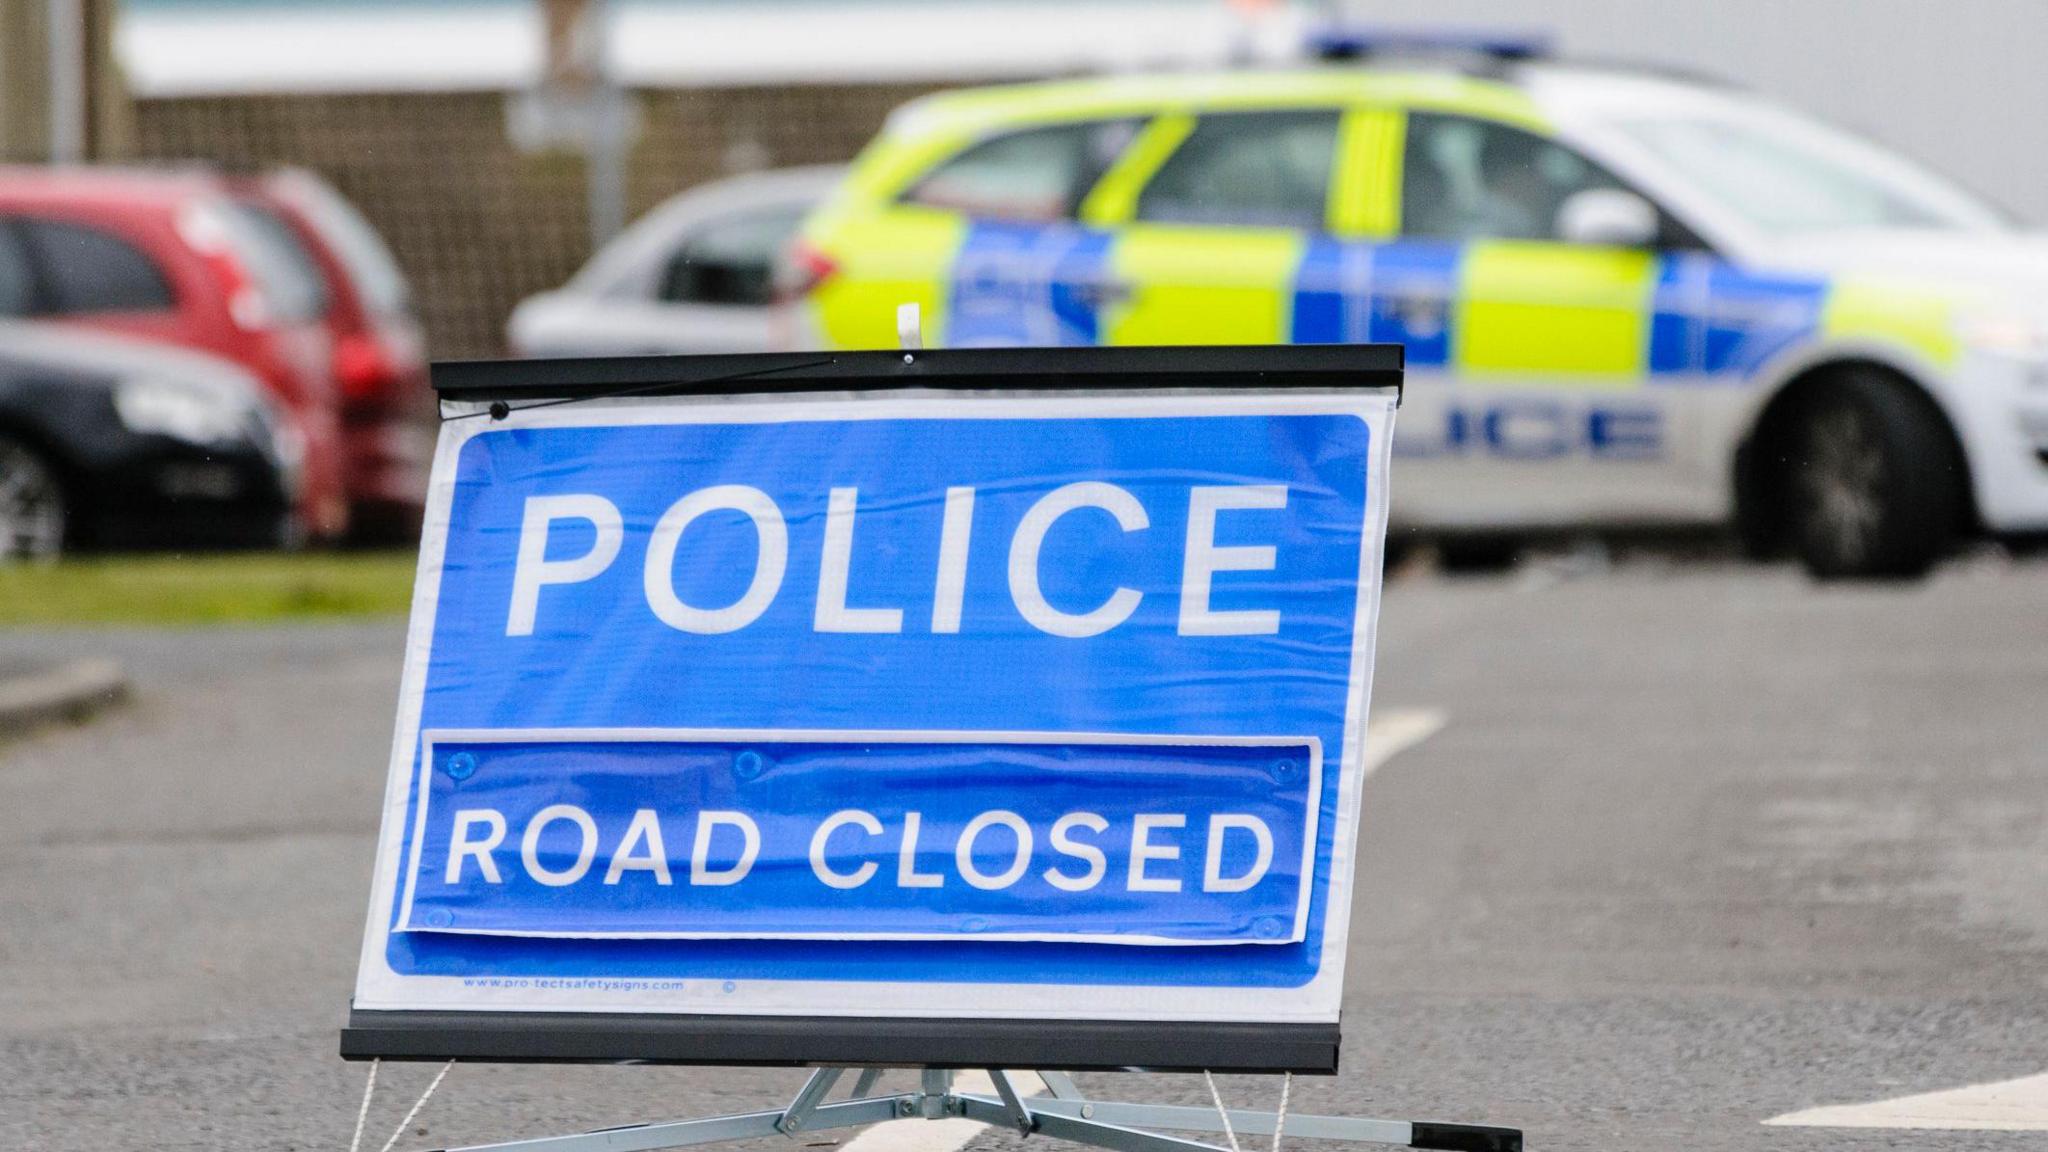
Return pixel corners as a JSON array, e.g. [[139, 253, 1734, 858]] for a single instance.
[[1786, 373, 1962, 580], [0, 436, 68, 561]]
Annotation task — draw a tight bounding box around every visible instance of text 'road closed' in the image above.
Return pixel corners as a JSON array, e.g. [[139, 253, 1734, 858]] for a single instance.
[[402, 733, 1321, 945]]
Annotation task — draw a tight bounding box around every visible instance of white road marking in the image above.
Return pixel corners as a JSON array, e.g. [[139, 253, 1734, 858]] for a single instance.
[[818, 715, 1444, 1152], [1765, 1071, 2048, 1131], [1363, 709, 1449, 775], [834, 1071, 1044, 1152]]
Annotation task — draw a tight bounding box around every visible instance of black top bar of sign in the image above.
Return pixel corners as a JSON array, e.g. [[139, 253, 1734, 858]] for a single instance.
[[342, 1010, 1342, 1074], [430, 344, 1404, 404]]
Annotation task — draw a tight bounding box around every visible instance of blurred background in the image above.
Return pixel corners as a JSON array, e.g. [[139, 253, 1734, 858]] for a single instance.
[[4, 0, 2039, 359], [1, 0, 2045, 577], [3, 6, 2047, 1150]]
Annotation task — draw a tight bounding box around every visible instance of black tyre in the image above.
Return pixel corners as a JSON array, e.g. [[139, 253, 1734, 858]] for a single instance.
[[0, 435, 67, 560], [1381, 526, 1420, 573], [1785, 372, 1964, 579], [1435, 534, 1522, 574]]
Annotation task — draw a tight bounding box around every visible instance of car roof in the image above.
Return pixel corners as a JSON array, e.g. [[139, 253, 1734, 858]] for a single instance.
[[0, 164, 229, 210], [882, 60, 1741, 142], [1513, 60, 1753, 119], [665, 164, 848, 208], [887, 68, 1546, 136]]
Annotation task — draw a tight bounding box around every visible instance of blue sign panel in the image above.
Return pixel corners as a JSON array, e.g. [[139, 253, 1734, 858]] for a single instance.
[[354, 390, 1395, 1024]]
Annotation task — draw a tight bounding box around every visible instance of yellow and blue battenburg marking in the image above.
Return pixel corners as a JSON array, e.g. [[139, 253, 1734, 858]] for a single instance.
[[1294, 240, 1831, 382], [1292, 238, 1460, 365], [1650, 254, 1829, 378], [946, 221, 1117, 347], [940, 224, 1834, 388]]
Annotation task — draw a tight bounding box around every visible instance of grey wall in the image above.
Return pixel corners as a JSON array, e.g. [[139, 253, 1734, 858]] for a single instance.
[[1334, 0, 2048, 225]]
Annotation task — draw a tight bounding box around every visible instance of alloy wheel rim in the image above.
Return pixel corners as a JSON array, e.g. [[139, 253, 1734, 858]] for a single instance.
[[0, 441, 65, 560], [1798, 405, 1885, 567]]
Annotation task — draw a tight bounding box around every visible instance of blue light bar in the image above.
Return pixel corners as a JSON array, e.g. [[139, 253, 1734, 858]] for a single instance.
[[1307, 24, 1555, 63]]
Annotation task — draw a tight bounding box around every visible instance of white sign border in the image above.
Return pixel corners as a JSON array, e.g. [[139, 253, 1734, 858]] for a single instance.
[[352, 388, 1397, 1024]]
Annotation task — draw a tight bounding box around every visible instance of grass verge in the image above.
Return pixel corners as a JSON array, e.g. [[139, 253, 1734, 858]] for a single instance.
[[0, 551, 418, 626]]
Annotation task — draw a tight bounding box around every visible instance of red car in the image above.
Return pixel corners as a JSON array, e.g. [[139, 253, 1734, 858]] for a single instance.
[[243, 169, 431, 539], [0, 166, 348, 539]]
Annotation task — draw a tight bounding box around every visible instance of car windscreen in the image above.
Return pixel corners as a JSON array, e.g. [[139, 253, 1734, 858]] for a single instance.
[[1611, 109, 2009, 234]]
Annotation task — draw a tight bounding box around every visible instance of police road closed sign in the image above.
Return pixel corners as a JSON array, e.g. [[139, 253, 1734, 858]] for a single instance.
[[350, 352, 1398, 1064]]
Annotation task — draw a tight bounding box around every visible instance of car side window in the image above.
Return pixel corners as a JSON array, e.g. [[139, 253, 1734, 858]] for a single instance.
[[17, 218, 175, 314], [659, 206, 808, 307], [0, 224, 34, 317], [902, 119, 1141, 222], [1135, 110, 1341, 230], [1403, 112, 1651, 242]]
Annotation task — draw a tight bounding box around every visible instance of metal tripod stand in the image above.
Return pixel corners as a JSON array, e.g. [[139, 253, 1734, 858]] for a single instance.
[[441, 1066, 1520, 1152]]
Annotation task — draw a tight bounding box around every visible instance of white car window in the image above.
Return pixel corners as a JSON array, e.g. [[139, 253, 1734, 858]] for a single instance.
[[658, 206, 809, 307]]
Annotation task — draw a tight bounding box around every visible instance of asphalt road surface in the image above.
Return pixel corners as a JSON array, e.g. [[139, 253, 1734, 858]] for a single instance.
[[2, 558, 2044, 1151]]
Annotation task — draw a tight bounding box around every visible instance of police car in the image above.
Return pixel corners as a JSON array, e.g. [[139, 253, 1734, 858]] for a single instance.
[[786, 42, 2048, 578]]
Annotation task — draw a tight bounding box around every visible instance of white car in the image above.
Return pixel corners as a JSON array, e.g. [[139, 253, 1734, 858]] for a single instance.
[[508, 166, 842, 358]]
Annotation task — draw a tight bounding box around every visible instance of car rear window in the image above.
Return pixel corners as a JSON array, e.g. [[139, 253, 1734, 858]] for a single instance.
[[15, 217, 175, 314], [217, 199, 331, 324]]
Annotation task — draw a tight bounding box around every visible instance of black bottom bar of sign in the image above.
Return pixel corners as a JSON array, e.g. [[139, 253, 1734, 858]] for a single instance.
[[1409, 1121, 1523, 1152], [340, 1010, 1340, 1074]]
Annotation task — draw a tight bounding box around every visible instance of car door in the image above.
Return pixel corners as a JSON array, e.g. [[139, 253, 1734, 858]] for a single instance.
[[1379, 110, 1718, 529], [1091, 108, 1348, 345]]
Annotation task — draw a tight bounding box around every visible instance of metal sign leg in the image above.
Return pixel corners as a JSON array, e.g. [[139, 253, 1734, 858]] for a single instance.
[[986, 1070, 1036, 1136], [440, 1070, 1520, 1152], [1037, 1070, 1084, 1100], [849, 1067, 886, 1099], [775, 1067, 844, 1135]]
